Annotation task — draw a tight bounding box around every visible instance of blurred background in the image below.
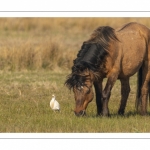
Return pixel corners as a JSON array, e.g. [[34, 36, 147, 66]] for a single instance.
[[0, 17, 149, 72]]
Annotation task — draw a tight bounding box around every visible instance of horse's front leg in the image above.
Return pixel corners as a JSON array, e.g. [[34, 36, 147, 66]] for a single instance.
[[102, 72, 118, 116], [94, 80, 103, 116], [118, 78, 130, 115]]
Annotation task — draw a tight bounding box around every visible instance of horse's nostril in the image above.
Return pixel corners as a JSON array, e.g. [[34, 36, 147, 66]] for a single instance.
[[74, 110, 86, 117], [80, 110, 85, 116]]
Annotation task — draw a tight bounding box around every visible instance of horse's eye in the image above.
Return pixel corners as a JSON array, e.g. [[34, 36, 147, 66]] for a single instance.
[[77, 86, 83, 91], [77, 87, 81, 90]]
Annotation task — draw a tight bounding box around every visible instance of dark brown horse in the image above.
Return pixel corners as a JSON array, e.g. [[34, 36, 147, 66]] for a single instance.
[[65, 22, 150, 117]]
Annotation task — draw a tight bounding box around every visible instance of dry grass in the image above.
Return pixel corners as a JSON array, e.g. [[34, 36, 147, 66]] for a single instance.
[[0, 18, 150, 71], [0, 36, 75, 71]]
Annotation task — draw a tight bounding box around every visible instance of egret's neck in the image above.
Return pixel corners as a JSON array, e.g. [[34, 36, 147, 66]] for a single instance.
[[52, 96, 55, 100]]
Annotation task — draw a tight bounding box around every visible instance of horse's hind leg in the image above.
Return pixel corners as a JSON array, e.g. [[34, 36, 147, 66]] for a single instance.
[[118, 78, 130, 115], [140, 73, 150, 115], [139, 41, 150, 115], [137, 62, 150, 115]]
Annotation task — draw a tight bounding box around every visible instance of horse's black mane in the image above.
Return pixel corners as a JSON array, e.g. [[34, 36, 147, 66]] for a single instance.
[[72, 43, 105, 74], [65, 26, 119, 90]]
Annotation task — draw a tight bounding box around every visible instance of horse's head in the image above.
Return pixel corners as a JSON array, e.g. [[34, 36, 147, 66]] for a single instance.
[[65, 69, 95, 116], [73, 74, 94, 116]]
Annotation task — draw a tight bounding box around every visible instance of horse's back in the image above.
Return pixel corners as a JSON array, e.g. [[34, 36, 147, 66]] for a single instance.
[[117, 22, 150, 41], [117, 22, 150, 33], [115, 22, 150, 77]]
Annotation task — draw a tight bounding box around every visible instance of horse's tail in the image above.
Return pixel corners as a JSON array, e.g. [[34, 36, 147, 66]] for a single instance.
[[135, 65, 143, 111]]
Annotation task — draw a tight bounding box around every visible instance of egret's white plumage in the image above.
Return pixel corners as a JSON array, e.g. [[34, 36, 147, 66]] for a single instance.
[[50, 94, 60, 111]]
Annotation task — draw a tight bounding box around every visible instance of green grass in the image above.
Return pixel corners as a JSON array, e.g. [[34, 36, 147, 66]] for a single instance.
[[0, 71, 150, 133]]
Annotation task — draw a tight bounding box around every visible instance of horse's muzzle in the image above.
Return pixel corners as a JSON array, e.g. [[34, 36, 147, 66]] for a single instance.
[[74, 110, 86, 117]]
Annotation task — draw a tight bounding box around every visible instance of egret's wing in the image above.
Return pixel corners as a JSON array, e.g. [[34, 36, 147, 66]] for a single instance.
[[50, 99, 54, 109], [54, 100, 60, 110]]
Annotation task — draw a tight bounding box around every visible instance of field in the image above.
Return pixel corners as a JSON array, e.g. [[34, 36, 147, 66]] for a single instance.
[[0, 18, 150, 132]]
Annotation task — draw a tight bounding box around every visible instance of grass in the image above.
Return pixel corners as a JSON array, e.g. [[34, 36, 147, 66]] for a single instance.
[[0, 18, 150, 132], [0, 71, 72, 132], [0, 71, 150, 133]]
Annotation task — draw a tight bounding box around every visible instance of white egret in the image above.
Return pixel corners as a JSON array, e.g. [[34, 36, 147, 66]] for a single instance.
[[50, 94, 60, 111]]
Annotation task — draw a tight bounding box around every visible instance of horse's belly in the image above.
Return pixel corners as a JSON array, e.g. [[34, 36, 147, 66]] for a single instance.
[[121, 58, 143, 77]]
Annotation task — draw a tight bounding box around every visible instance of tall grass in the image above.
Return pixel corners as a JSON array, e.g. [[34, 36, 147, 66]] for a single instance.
[[0, 18, 150, 71], [0, 38, 75, 71]]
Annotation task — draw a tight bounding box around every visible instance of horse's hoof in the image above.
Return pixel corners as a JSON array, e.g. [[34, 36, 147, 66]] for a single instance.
[[102, 113, 110, 117], [96, 113, 103, 117], [118, 110, 124, 116], [140, 112, 147, 116]]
